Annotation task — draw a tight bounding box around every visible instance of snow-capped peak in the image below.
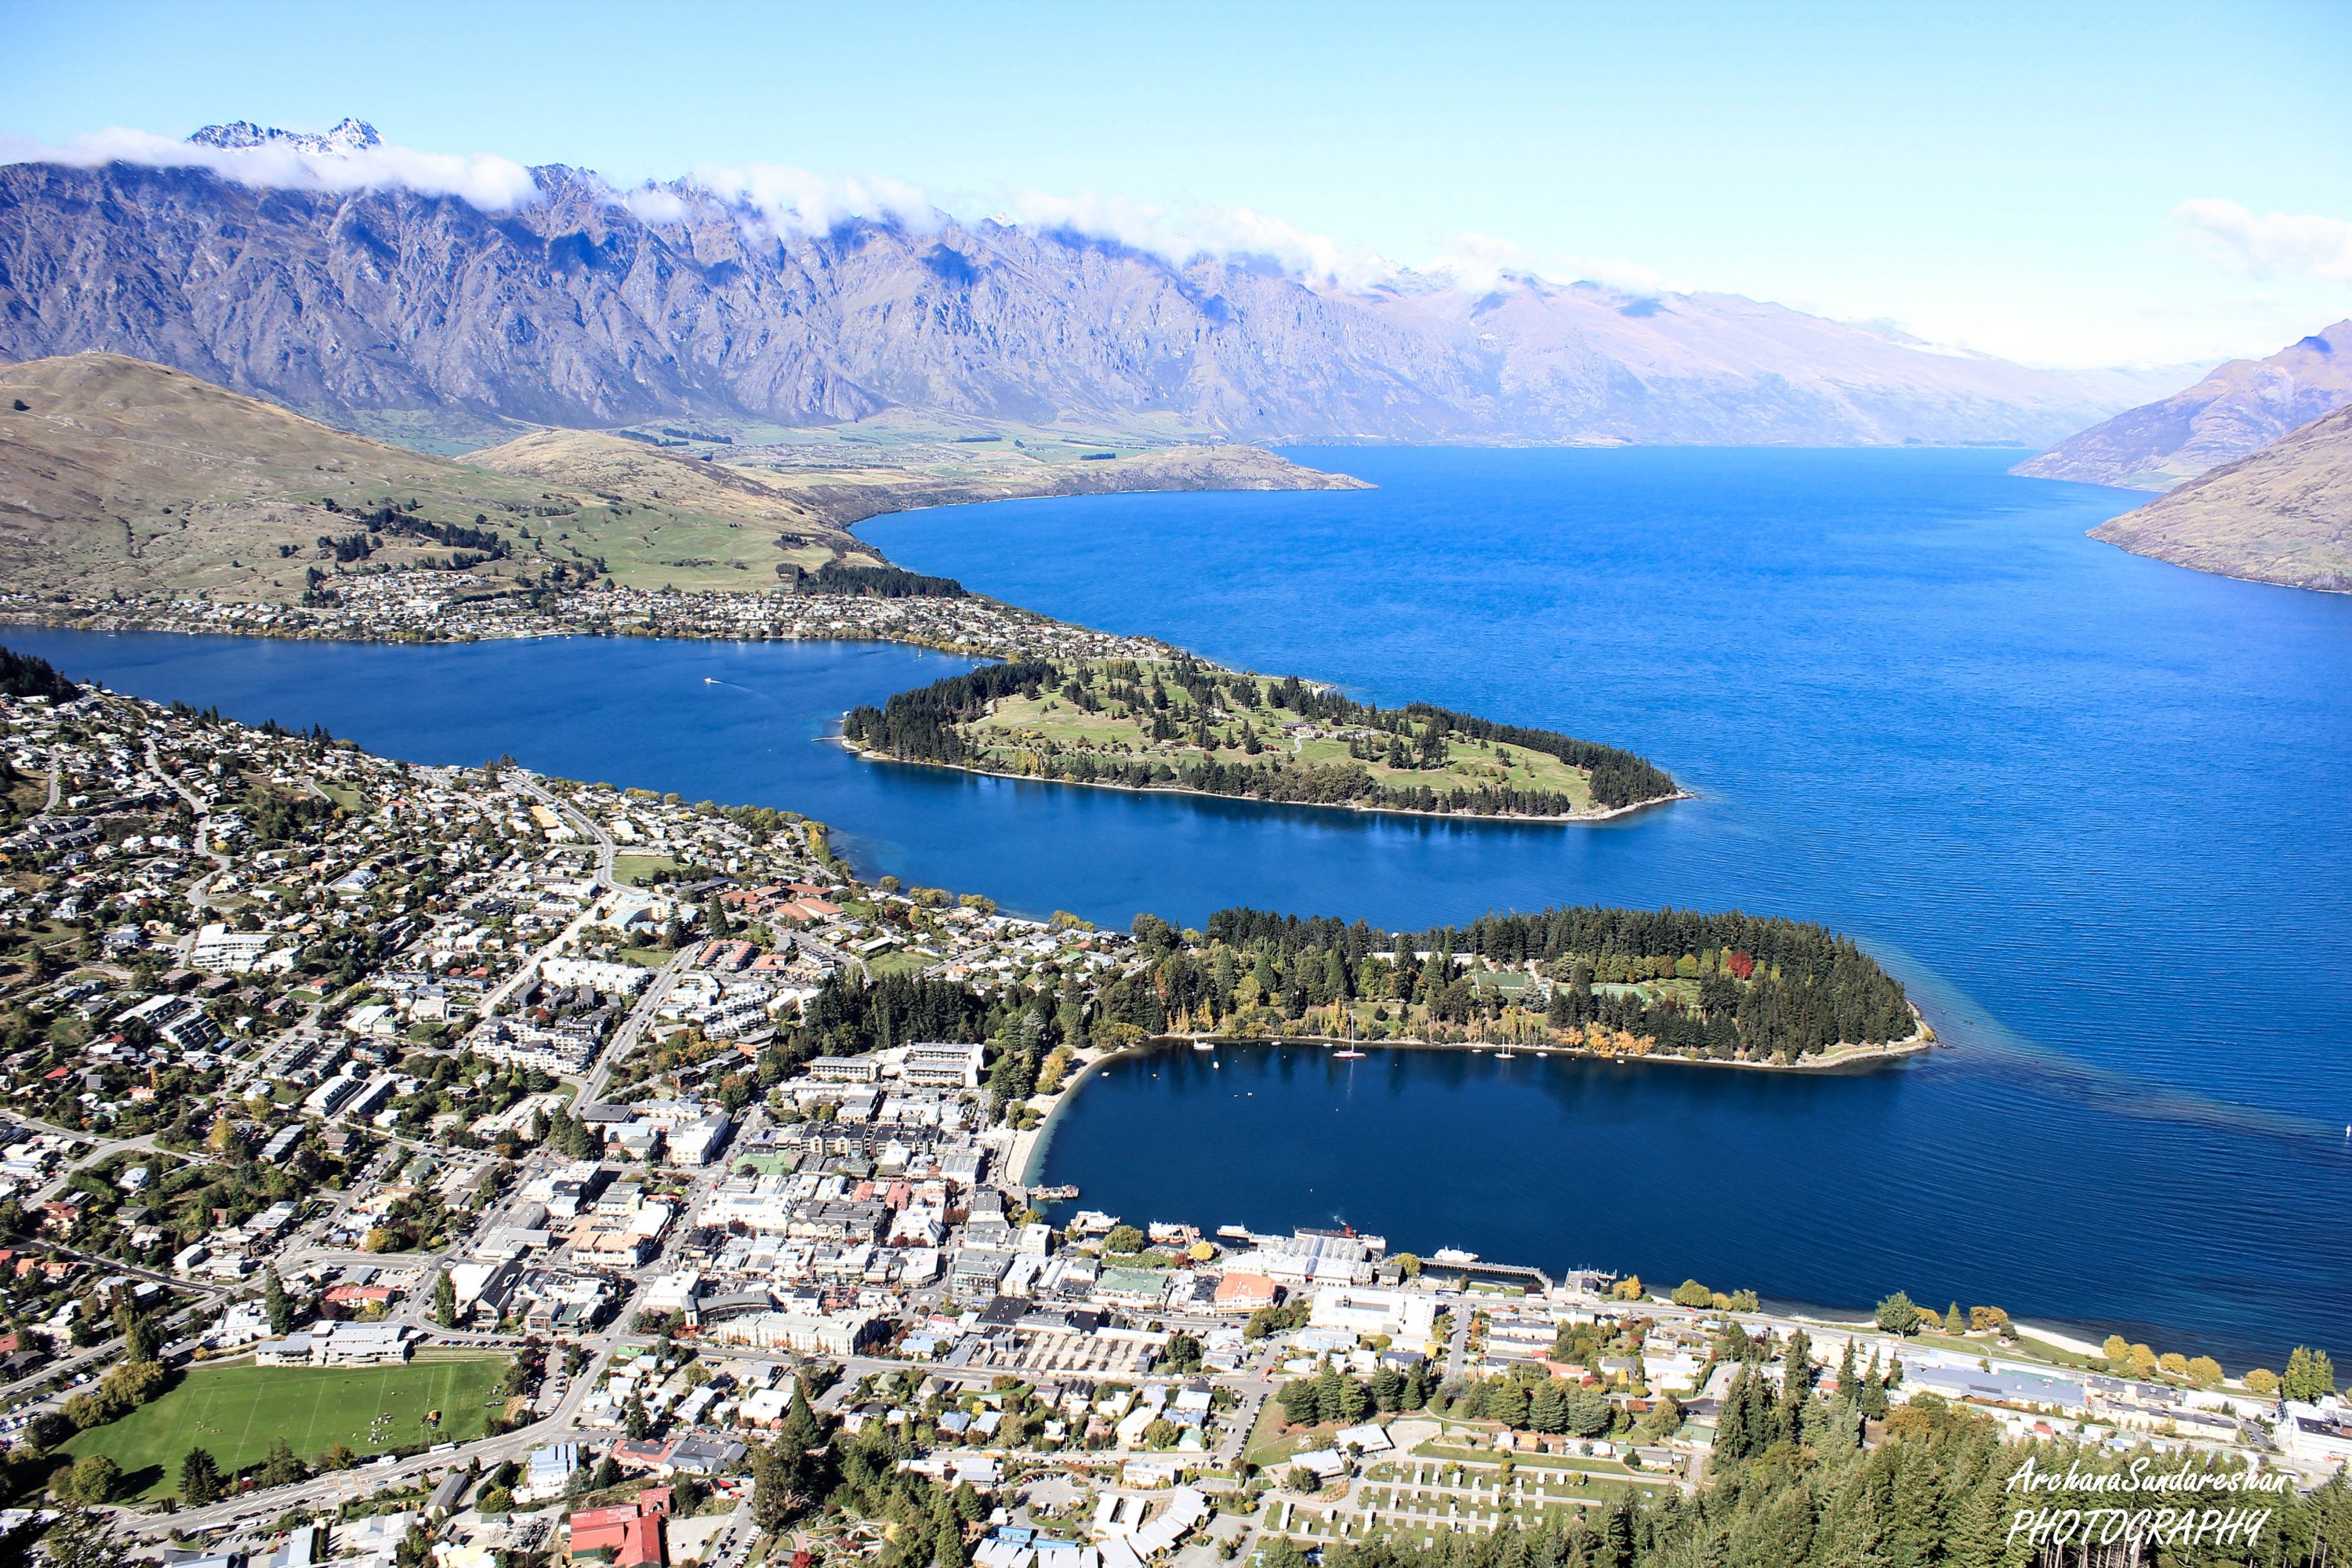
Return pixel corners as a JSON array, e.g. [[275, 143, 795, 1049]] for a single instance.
[[187, 118, 381, 156]]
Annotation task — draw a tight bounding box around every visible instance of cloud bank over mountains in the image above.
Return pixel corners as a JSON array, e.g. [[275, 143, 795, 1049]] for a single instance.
[[0, 118, 1668, 304], [0, 123, 544, 212]]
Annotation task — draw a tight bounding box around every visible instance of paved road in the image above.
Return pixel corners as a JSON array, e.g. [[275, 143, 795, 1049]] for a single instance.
[[583, 947, 698, 1103], [149, 738, 232, 920], [466, 773, 637, 1027]]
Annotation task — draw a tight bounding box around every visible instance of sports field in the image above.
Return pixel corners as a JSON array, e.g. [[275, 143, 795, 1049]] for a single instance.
[[61, 1354, 507, 1498]]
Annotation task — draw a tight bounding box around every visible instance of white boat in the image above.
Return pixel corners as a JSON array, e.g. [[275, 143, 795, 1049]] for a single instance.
[[1334, 1050, 1364, 1059], [1192, 1040, 1215, 1051]]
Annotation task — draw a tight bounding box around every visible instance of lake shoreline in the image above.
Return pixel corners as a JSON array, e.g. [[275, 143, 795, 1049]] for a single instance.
[[1142, 1014, 1937, 1076], [837, 735, 1693, 825]]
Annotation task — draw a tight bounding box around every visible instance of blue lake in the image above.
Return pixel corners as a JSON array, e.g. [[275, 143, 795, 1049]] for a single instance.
[[14, 445, 2350, 1365]]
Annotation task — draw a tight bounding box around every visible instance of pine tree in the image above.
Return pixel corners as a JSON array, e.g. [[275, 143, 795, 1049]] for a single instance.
[[1716, 1366, 1755, 1462], [1940, 1461, 2006, 1568], [1528, 1379, 1566, 1434], [1602, 1494, 1637, 1568], [750, 1439, 797, 1534], [180, 1446, 224, 1505], [259, 1437, 306, 1487], [1778, 1329, 1813, 1443], [118, 1298, 159, 1364], [263, 1267, 293, 1336], [40, 1508, 118, 1568]]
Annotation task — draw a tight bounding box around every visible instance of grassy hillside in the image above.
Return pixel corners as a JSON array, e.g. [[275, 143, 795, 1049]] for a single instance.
[[0, 354, 874, 601], [0, 354, 1363, 604], [2092, 401, 2352, 592]]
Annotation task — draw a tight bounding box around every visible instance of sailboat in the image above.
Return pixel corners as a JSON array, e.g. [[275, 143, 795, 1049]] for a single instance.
[[1333, 1011, 1365, 1059]]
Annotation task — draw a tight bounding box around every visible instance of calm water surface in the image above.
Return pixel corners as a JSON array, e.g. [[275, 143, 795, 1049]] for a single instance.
[[16, 447, 2350, 1363]]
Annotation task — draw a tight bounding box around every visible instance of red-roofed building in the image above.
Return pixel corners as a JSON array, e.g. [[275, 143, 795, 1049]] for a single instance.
[[323, 1283, 397, 1316], [567, 1487, 671, 1567], [609, 1438, 678, 1472]]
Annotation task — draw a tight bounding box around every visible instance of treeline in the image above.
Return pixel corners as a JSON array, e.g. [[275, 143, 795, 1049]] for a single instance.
[[1276, 1364, 1435, 1425], [312, 499, 513, 565], [789, 562, 967, 598], [787, 971, 999, 1058], [0, 646, 78, 701], [841, 659, 1052, 760], [1146, 904, 1915, 1060], [841, 655, 1675, 815], [1399, 701, 1676, 812], [1272, 1399, 2352, 1568]]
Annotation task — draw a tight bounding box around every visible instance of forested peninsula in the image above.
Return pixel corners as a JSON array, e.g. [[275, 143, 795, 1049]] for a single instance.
[[1192, 904, 1923, 1065], [840, 655, 1682, 818], [762, 901, 1921, 1074]]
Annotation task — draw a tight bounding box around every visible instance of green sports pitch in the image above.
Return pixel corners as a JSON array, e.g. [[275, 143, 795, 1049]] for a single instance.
[[61, 1355, 508, 1498]]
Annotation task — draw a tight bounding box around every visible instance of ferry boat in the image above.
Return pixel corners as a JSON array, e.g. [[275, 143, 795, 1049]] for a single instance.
[[1029, 1185, 1080, 1201]]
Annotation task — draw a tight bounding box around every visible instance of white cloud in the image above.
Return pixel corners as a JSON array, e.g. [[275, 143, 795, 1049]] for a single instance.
[[687, 163, 939, 241], [620, 185, 689, 224], [2173, 199, 2352, 283], [0, 126, 542, 211], [994, 188, 1392, 288], [1418, 233, 1668, 299]]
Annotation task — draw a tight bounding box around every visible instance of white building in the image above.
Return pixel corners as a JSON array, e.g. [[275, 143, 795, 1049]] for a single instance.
[[705, 1309, 883, 1356], [902, 1041, 986, 1088], [1310, 1284, 1438, 1342]]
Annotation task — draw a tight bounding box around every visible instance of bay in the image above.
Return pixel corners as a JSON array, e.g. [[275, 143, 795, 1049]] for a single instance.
[[13, 445, 2350, 1363]]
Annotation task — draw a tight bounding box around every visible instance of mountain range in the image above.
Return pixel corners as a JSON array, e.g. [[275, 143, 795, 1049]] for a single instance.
[[2013, 321, 2352, 490], [0, 122, 2193, 450]]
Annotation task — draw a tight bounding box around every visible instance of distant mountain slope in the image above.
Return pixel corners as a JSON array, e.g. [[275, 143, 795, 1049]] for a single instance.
[[2016, 321, 2352, 490], [0, 353, 1357, 601], [0, 152, 2173, 448], [0, 352, 866, 599], [2091, 403, 2352, 591]]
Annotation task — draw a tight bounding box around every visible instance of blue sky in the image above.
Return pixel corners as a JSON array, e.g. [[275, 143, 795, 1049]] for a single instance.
[[5, 0, 2347, 367]]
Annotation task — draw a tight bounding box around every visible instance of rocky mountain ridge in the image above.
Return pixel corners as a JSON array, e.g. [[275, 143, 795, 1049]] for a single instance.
[[184, 117, 383, 155], [0, 151, 2185, 448], [2015, 321, 2352, 491]]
